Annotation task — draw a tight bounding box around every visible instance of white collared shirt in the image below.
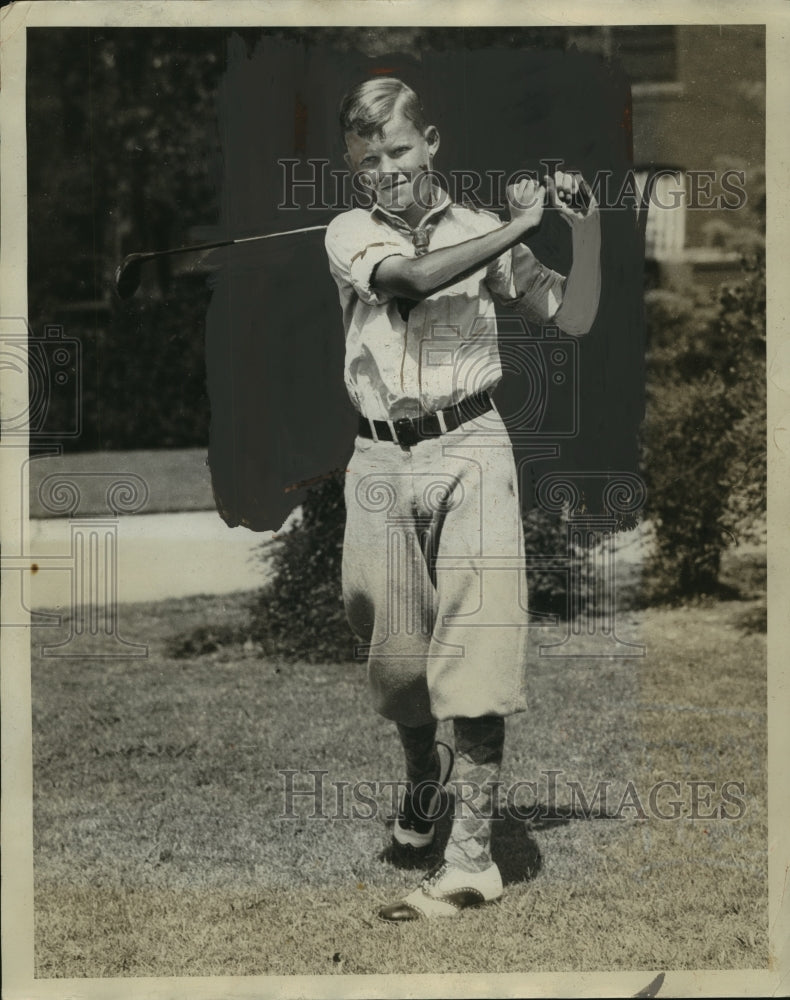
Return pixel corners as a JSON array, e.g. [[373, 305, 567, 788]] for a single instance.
[[324, 193, 565, 421]]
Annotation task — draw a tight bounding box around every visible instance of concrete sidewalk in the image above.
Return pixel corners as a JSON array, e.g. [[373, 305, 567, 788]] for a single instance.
[[26, 510, 275, 608], [21, 448, 292, 608]]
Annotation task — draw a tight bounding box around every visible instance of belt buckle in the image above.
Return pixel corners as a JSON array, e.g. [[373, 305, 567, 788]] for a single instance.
[[394, 417, 420, 448]]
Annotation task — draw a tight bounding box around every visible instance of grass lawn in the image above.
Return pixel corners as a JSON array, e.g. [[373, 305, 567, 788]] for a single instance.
[[31, 551, 768, 978]]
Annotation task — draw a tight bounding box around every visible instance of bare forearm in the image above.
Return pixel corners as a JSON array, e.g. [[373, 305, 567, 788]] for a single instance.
[[373, 219, 534, 300], [553, 211, 602, 336]]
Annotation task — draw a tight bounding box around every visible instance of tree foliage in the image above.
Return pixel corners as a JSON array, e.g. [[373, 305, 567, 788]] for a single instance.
[[27, 29, 227, 450]]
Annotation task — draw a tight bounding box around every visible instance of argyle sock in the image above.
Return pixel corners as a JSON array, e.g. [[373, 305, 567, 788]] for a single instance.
[[444, 716, 505, 873], [396, 720, 440, 827]]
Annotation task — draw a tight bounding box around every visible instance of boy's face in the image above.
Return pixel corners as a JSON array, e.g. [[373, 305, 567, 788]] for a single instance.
[[344, 104, 440, 220]]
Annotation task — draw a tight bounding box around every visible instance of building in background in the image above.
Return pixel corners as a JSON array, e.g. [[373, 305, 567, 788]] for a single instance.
[[569, 25, 764, 290]]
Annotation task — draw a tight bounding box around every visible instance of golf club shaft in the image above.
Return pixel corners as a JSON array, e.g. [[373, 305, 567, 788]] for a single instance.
[[125, 170, 587, 266], [136, 223, 329, 262]]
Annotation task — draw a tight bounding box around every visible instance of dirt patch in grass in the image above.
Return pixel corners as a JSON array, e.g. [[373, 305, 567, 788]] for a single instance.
[[31, 554, 768, 977]]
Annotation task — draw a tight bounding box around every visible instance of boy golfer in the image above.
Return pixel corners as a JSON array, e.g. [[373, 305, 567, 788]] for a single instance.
[[324, 77, 601, 920]]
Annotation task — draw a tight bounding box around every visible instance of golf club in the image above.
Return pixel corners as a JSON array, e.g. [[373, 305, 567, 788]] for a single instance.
[[114, 174, 592, 300], [113, 223, 329, 299]]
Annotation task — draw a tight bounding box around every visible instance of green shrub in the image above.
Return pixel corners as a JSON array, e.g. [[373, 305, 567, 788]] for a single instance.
[[248, 472, 355, 663], [523, 505, 596, 619], [641, 245, 765, 600]]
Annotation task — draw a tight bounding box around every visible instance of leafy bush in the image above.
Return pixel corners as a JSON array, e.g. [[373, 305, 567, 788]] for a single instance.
[[248, 472, 356, 663], [641, 245, 765, 600], [523, 505, 596, 619]]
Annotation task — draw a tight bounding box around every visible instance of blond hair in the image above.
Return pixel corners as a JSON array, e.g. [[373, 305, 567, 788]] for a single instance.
[[339, 78, 427, 139]]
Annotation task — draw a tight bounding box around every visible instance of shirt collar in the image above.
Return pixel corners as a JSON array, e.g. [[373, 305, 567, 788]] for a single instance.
[[370, 184, 453, 238]]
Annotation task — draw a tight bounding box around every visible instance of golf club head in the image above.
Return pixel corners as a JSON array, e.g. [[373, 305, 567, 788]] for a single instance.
[[114, 253, 146, 299]]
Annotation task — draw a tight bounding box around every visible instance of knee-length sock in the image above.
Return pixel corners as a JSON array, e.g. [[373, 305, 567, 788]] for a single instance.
[[444, 715, 505, 872], [396, 720, 440, 824]]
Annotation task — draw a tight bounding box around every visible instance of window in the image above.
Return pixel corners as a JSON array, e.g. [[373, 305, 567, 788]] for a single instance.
[[634, 167, 686, 261]]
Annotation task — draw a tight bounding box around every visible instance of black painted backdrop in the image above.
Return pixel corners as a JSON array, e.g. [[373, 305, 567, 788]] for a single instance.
[[206, 32, 644, 530]]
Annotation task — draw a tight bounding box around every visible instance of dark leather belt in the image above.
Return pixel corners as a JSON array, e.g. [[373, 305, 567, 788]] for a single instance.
[[358, 390, 493, 448]]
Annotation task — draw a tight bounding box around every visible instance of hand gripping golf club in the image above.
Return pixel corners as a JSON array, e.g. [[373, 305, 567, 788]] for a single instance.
[[113, 223, 329, 299]]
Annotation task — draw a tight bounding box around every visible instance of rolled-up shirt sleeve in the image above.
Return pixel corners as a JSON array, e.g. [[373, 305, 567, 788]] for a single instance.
[[325, 213, 404, 307], [487, 243, 566, 324]]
